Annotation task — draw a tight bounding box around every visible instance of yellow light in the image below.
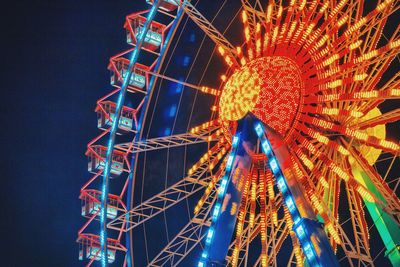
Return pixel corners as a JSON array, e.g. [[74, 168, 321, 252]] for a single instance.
[[241, 10, 247, 23], [355, 50, 378, 63], [350, 110, 363, 118], [353, 91, 378, 99], [256, 23, 261, 33], [266, 4, 272, 22], [322, 54, 339, 67], [346, 17, 367, 36], [245, 27, 250, 42], [390, 89, 400, 96], [326, 223, 341, 244], [218, 46, 225, 56], [337, 15, 348, 28], [299, 153, 314, 170], [319, 2, 329, 13], [315, 35, 329, 49], [349, 40, 362, 50], [320, 176, 329, 188], [327, 79, 343, 89], [390, 39, 400, 49], [357, 186, 374, 202], [354, 73, 368, 81], [377, 0, 394, 12], [379, 139, 400, 151]]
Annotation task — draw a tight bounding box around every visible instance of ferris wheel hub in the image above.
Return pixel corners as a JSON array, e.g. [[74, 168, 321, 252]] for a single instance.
[[219, 56, 303, 137]]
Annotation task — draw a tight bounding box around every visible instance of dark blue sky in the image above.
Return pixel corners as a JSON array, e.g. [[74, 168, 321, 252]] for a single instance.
[[2, 1, 147, 265]]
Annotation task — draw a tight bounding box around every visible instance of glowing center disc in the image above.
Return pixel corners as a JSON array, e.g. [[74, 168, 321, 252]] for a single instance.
[[219, 56, 303, 136]]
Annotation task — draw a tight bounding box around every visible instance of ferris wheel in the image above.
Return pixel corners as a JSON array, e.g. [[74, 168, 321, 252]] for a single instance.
[[77, 0, 400, 266]]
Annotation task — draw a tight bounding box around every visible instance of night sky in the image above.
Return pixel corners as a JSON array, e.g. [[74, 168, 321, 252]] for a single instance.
[[2, 0, 145, 265], [1, 1, 398, 267]]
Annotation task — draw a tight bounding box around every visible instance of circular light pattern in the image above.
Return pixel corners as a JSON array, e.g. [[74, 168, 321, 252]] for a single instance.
[[219, 56, 303, 136], [218, 64, 261, 121]]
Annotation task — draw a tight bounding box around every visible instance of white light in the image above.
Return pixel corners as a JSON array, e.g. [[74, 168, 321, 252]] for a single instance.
[[206, 229, 214, 244], [277, 176, 287, 193], [254, 123, 263, 137], [232, 136, 239, 147], [261, 140, 271, 154], [226, 154, 234, 171], [285, 196, 296, 213], [269, 158, 279, 173], [212, 204, 221, 221], [296, 224, 305, 240]]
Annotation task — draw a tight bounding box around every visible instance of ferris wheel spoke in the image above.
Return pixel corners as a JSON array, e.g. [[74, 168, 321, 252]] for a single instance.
[[345, 183, 374, 265], [114, 127, 220, 153], [147, 184, 217, 267], [355, 108, 400, 130], [108, 141, 226, 232], [172, 0, 239, 67], [345, 144, 400, 224]]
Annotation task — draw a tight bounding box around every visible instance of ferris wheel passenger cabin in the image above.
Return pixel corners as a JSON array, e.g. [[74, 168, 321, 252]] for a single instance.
[[80, 189, 120, 220], [146, 0, 179, 11], [125, 15, 166, 51], [96, 101, 136, 134], [86, 145, 125, 177], [78, 234, 118, 263], [109, 59, 148, 90]]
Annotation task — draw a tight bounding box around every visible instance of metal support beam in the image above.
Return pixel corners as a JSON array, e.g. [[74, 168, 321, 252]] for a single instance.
[[147, 185, 217, 266], [115, 127, 219, 153], [174, 0, 239, 66]]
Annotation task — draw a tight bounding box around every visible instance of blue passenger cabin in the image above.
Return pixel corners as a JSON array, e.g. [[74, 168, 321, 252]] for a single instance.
[[109, 59, 147, 90], [80, 189, 119, 220], [146, 0, 179, 11], [86, 145, 125, 177], [85, 244, 116, 263], [96, 101, 135, 133], [125, 15, 166, 51], [78, 234, 117, 264]]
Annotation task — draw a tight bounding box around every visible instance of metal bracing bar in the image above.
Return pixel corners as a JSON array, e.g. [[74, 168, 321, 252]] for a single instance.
[[345, 183, 374, 266], [108, 175, 211, 232], [115, 127, 219, 153], [147, 187, 217, 266], [356, 108, 400, 129], [173, 0, 239, 66], [345, 144, 400, 225], [108, 143, 225, 232], [143, 69, 211, 92]]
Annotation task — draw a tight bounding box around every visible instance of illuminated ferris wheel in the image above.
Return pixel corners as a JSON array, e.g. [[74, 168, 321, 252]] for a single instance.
[[77, 0, 400, 266]]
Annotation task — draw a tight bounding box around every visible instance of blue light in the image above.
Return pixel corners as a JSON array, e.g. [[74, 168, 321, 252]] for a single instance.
[[212, 203, 221, 221], [295, 224, 306, 240], [269, 158, 279, 174], [285, 196, 296, 213], [201, 252, 208, 258], [293, 215, 301, 225], [276, 176, 287, 193], [189, 33, 196, 43], [182, 55, 191, 67], [219, 178, 228, 197], [232, 135, 239, 147], [163, 127, 171, 136], [206, 228, 214, 244], [303, 242, 315, 261], [254, 123, 263, 137], [226, 154, 234, 171], [261, 140, 271, 154], [198, 261, 205, 267], [168, 104, 177, 117]]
